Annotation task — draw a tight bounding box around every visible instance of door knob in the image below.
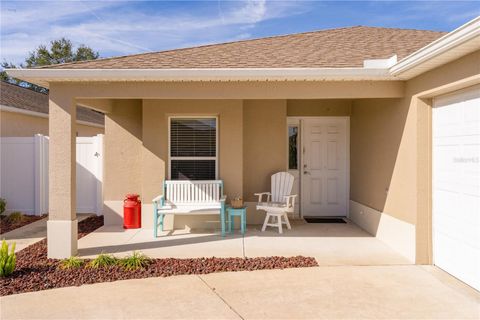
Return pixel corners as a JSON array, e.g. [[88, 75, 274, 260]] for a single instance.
[[304, 171, 310, 175]]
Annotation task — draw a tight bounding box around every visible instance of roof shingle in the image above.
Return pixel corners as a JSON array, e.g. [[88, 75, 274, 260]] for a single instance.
[[42, 26, 446, 70]]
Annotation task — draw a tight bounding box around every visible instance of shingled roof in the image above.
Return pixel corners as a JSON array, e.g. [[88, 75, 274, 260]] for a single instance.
[[42, 26, 446, 70], [0, 81, 104, 125]]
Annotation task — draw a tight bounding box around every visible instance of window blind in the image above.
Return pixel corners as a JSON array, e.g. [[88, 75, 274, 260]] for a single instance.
[[170, 118, 217, 180]]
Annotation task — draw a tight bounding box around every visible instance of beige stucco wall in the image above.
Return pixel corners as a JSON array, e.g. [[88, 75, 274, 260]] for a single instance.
[[287, 99, 352, 116], [243, 100, 287, 224], [0, 111, 104, 137], [350, 98, 413, 221], [103, 100, 143, 225], [350, 50, 480, 263]]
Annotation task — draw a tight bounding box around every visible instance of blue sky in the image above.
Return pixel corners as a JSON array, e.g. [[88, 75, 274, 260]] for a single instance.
[[1, 1, 479, 64]]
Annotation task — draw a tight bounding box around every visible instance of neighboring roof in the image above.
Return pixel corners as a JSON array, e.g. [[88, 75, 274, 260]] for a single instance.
[[40, 26, 446, 69], [0, 81, 104, 125]]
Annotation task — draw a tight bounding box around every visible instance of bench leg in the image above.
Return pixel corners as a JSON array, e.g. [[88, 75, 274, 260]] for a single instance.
[[153, 210, 158, 238], [221, 209, 225, 237], [241, 213, 245, 235], [160, 214, 164, 232]]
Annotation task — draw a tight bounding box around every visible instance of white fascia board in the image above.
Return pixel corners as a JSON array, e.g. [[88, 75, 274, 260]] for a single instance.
[[390, 16, 480, 77], [0, 104, 104, 128], [6, 67, 395, 85]]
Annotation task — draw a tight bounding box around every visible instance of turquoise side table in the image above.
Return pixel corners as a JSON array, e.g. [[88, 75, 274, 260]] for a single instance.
[[226, 206, 247, 235]]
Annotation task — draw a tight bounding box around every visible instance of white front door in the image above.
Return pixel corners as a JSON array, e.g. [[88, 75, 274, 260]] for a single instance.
[[301, 118, 348, 217], [433, 85, 480, 291]]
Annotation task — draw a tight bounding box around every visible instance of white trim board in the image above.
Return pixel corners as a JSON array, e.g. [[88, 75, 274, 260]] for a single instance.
[[349, 200, 416, 263]]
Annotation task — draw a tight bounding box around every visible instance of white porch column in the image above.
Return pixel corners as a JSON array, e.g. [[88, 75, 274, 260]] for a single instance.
[[47, 89, 77, 258]]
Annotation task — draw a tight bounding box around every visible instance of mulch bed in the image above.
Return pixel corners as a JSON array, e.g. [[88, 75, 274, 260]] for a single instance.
[[0, 214, 47, 234], [1, 215, 318, 296]]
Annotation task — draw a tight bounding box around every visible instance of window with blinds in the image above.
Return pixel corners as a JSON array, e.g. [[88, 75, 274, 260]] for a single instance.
[[169, 117, 217, 180]]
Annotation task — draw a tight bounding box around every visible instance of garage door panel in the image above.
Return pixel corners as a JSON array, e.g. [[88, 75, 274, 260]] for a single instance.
[[435, 233, 480, 289], [433, 190, 459, 218], [433, 85, 480, 291], [435, 213, 478, 245]]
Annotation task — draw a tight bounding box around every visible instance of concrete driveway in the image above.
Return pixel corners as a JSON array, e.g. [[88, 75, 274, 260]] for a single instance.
[[2, 265, 479, 319]]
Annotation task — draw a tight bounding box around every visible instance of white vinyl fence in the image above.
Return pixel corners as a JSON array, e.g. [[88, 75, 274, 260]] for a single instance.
[[0, 134, 103, 216]]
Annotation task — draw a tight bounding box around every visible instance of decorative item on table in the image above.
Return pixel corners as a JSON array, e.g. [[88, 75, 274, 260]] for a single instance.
[[231, 197, 244, 208]]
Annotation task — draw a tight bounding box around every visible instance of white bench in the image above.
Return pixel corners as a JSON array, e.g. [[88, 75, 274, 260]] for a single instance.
[[153, 180, 227, 237]]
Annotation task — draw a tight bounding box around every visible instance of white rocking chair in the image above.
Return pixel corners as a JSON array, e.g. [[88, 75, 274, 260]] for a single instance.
[[255, 172, 297, 234]]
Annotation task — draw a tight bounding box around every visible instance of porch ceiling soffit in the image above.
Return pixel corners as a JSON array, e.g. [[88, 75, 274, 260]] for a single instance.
[[76, 98, 113, 114]]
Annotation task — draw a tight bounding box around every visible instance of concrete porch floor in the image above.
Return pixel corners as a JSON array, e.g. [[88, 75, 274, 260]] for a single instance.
[[78, 219, 412, 265]]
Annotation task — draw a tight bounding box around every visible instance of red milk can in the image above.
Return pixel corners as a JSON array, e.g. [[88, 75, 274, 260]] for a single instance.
[[123, 194, 141, 229]]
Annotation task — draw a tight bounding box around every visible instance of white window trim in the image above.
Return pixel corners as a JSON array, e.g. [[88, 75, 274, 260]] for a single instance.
[[168, 115, 219, 180]]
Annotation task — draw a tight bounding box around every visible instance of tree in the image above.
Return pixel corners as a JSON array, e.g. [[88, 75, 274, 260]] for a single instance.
[[0, 61, 19, 84], [1, 38, 99, 92], [25, 38, 99, 67]]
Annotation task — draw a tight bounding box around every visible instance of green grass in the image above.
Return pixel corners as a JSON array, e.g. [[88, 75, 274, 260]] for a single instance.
[[60, 256, 84, 269], [88, 253, 118, 268], [119, 251, 151, 270]]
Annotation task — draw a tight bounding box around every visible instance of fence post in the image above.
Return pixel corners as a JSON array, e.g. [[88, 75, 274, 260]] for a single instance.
[[93, 134, 104, 216]]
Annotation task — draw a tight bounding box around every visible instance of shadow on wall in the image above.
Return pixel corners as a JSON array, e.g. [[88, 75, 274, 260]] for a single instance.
[[350, 97, 414, 233]]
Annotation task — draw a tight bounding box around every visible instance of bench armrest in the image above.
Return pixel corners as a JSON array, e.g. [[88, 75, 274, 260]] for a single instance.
[[152, 195, 164, 203], [220, 195, 227, 202], [254, 192, 271, 203]]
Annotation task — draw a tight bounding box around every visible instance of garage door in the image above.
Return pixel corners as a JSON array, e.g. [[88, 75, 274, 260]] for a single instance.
[[433, 85, 480, 291]]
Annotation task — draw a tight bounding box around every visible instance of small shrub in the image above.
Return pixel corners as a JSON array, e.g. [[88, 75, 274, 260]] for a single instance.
[[0, 240, 16, 277], [60, 256, 84, 269], [7, 212, 24, 223], [88, 253, 117, 268], [0, 198, 6, 215], [119, 251, 151, 270]]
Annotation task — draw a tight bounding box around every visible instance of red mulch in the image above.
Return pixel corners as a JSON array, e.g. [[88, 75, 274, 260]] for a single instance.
[[0, 215, 318, 296], [0, 214, 47, 234]]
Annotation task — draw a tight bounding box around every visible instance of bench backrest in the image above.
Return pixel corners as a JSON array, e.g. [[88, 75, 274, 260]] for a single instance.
[[164, 180, 223, 205]]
